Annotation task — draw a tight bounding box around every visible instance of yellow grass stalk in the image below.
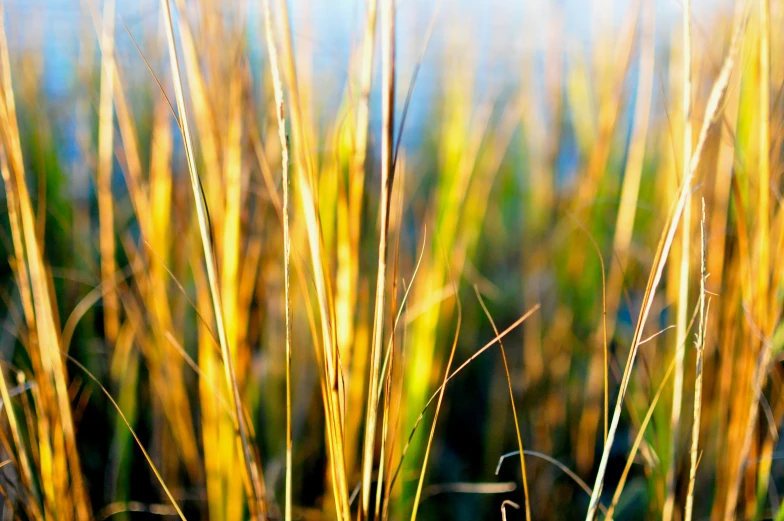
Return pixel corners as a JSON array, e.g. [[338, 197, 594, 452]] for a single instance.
[[335, 0, 377, 366], [112, 40, 204, 481], [172, 0, 222, 225], [584, 5, 750, 518], [474, 287, 531, 521], [0, 41, 32, 338], [97, 0, 119, 344], [148, 98, 174, 289], [706, 68, 739, 322], [684, 199, 708, 521], [0, 27, 40, 503], [0, 62, 36, 504], [374, 160, 408, 520], [663, 0, 693, 518], [192, 257, 224, 521], [111, 243, 201, 483], [220, 71, 245, 471], [261, 0, 293, 519], [757, 0, 770, 335], [272, 0, 351, 517], [0, 4, 91, 517], [723, 1, 774, 515], [360, 0, 395, 517], [112, 65, 146, 228], [0, 152, 36, 504], [159, 1, 267, 518]]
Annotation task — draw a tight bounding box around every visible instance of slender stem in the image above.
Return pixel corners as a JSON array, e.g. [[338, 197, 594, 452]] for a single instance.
[[160, 1, 266, 517], [360, 0, 395, 516], [664, 0, 692, 517], [262, 1, 293, 520], [584, 7, 749, 517], [757, 0, 770, 333], [684, 199, 708, 521], [475, 287, 531, 521], [97, 0, 118, 344]]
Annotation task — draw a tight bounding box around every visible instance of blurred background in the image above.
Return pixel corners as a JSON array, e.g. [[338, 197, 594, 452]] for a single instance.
[[0, 0, 782, 520]]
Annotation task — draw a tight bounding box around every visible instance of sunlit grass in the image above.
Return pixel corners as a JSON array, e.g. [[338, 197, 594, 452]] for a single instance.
[[0, 0, 782, 520]]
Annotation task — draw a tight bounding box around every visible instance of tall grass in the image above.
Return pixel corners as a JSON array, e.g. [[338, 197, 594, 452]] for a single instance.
[[0, 0, 782, 520]]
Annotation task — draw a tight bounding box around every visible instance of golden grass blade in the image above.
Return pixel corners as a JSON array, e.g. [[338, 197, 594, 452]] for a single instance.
[[722, 0, 778, 512], [111, 64, 148, 227], [158, 1, 266, 518], [171, 0, 221, 203], [350, 0, 376, 204], [273, 0, 351, 516], [474, 286, 530, 521], [724, 237, 777, 505], [0, 154, 37, 505], [757, 0, 770, 334], [664, 0, 693, 516], [13, 171, 92, 521], [261, 0, 293, 519], [0, 344, 34, 499], [684, 199, 708, 521], [0, 4, 91, 517], [220, 66, 243, 371], [374, 185, 410, 518], [0, 83, 33, 336], [609, 0, 656, 406], [584, 5, 751, 518], [97, 0, 119, 345], [378, 229, 427, 403], [360, 0, 395, 515], [78, 0, 150, 240], [334, 0, 376, 367]]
